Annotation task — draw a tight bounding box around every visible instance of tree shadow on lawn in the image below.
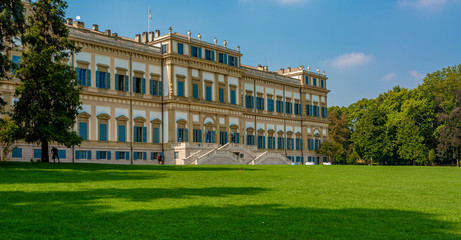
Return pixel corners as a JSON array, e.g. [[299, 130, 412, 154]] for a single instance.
[[0, 187, 459, 239]]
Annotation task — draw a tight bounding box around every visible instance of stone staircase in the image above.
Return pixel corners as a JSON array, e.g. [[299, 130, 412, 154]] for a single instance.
[[183, 143, 291, 165]]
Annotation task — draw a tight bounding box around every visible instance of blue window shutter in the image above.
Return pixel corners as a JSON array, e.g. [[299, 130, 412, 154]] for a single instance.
[[301, 139, 303, 150], [96, 151, 100, 160], [125, 76, 129, 92], [86, 69, 91, 86], [153, 128, 159, 143], [115, 74, 119, 90], [87, 151, 92, 159], [75, 67, 80, 82], [211, 51, 215, 61], [326, 108, 328, 118], [95, 71, 100, 88], [125, 152, 130, 160], [235, 57, 238, 67], [106, 72, 111, 89], [159, 82, 162, 96], [143, 152, 147, 160], [185, 129, 189, 142], [133, 77, 136, 93], [142, 78, 146, 94], [193, 84, 198, 99], [79, 122, 87, 140], [212, 131, 216, 143], [34, 149, 42, 158], [150, 80, 153, 95], [107, 151, 111, 160], [151, 152, 154, 160], [224, 54, 228, 64], [134, 126, 138, 142], [198, 47, 202, 58], [58, 150, 66, 159], [75, 150, 81, 160], [143, 127, 147, 142], [99, 124, 107, 141], [118, 125, 126, 142]]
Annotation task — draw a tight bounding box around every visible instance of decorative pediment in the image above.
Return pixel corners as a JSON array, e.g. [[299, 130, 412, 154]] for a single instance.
[[116, 115, 129, 122], [78, 112, 91, 119], [257, 128, 265, 134], [277, 130, 285, 136], [176, 119, 188, 125], [295, 132, 302, 137], [204, 122, 215, 128], [267, 129, 275, 134], [246, 127, 255, 133], [150, 118, 162, 124], [286, 131, 294, 136], [134, 116, 146, 124], [230, 124, 239, 130], [97, 113, 111, 120]]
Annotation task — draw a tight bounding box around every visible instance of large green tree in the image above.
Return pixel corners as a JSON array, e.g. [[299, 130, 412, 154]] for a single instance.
[[437, 90, 461, 167], [0, 0, 25, 107], [13, 0, 81, 163]]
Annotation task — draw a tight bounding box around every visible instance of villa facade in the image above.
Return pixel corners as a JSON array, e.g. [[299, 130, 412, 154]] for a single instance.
[[1, 19, 330, 165]]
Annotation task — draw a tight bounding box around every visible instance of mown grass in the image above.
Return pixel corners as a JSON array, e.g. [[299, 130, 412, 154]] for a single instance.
[[1, 162, 460, 239]]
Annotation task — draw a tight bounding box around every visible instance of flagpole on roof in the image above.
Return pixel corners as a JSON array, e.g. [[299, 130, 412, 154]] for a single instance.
[[148, 4, 150, 34]]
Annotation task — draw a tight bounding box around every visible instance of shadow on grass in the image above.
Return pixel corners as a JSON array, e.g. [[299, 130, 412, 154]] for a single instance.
[[0, 162, 259, 184], [0, 187, 459, 239]]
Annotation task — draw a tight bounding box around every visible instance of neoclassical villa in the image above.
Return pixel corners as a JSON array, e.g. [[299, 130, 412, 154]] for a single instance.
[[1, 19, 330, 165]]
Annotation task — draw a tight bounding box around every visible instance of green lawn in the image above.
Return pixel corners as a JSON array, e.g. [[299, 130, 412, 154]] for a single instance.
[[1, 162, 460, 240]]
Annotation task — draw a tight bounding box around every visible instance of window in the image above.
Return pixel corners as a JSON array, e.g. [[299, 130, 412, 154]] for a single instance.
[[278, 137, 285, 150], [150, 79, 162, 96], [276, 100, 283, 113], [133, 77, 145, 94], [321, 80, 324, 88], [133, 126, 147, 143], [12, 148, 22, 158], [306, 105, 311, 116], [161, 44, 169, 54], [193, 129, 202, 142], [205, 130, 216, 143], [96, 151, 111, 160], [246, 135, 255, 145], [152, 127, 160, 143], [79, 122, 88, 140], [118, 125, 126, 142], [77, 67, 91, 86], [286, 101, 292, 114], [227, 55, 238, 67], [115, 74, 128, 91], [220, 132, 228, 145], [219, 88, 224, 103], [191, 46, 201, 58], [115, 151, 129, 160], [296, 138, 303, 150], [218, 53, 227, 64], [151, 152, 162, 160], [205, 49, 215, 61], [313, 78, 317, 87], [177, 128, 187, 142], [174, 152, 179, 160], [268, 137, 274, 149], [256, 97, 264, 110], [177, 81, 185, 97], [96, 71, 110, 89], [193, 84, 199, 99], [287, 137, 294, 150], [230, 90, 236, 104], [205, 86, 212, 101], [230, 132, 240, 143], [257, 136, 265, 149], [134, 152, 146, 160], [267, 99, 274, 112], [245, 95, 254, 109], [178, 43, 184, 55], [75, 150, 92, 160], [294, 103, 301, 115], [305, 76, 309, 85], [99, 123, 108, 141]]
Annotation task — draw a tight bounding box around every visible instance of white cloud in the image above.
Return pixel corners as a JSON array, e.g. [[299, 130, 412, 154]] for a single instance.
[[331, 52, 375, 68], [409, 70, 426, 80], [397, 0, 452, 11], [382, 73, 397, 81]]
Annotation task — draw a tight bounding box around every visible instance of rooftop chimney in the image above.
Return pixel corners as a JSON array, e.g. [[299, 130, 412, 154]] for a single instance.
[[105, 29, 111, 36], [66, 18, 73, 25], [92, 24, 99, 31], [142, 32, 148, 43], [148, 31, 155, 42], [155, 30, 161, 38], [135, 34, 141, 42], [73, 21, 84, 29]]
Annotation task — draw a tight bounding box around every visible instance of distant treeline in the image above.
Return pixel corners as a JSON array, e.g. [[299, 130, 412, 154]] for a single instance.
[[321, 64, 461, 166]]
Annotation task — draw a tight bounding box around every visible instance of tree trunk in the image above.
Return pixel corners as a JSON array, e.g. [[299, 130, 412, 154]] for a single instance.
[[457, 159, 459, 168], [41, 140, 49, 163]]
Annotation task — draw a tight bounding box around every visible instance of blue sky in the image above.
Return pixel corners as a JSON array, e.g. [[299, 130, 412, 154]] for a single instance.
[[65, 0, 461, 107]]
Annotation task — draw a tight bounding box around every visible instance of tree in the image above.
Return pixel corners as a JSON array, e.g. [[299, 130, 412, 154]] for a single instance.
[[13, 0, 81, 163], [0, 0, 25, 107], [437, 90, 461, 167], [0, 115, 19, 161], [318, 141, 343, 164], [396, 118, 427, 166]]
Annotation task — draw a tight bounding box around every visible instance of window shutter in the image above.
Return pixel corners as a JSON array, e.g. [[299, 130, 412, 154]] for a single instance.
[[143, 127, 147, 142], [125, 152, 130, 160], [96, 151, 100, 160], [151, 152, 154, 160], [95, 71, 100, 88], [133, 77, 136, 93], [185, 129, 189, 142], [75, 150, 80, 160], [79, 122, 88, 140], [86, 69, 91, 86], [159, 82, 162, 96], [87, 151, 92, 160], [115, 74, 119, 90], [118, 125, 126, 142], [198, 47, 202, 58], [107, 151, 111, 160], [106, 72, 111, 89], [143, 152, 147, 160], [142, 78, 146, 94], [75, 67, 80, 82], [153, 128, 159, 143], [212, 131, 216, 143], [125, 76, 129, 92], [150, 80, 153, 95], [301, 139, 303, 150], [134, 126, 138, 142], [211, 51, 215, 61]]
